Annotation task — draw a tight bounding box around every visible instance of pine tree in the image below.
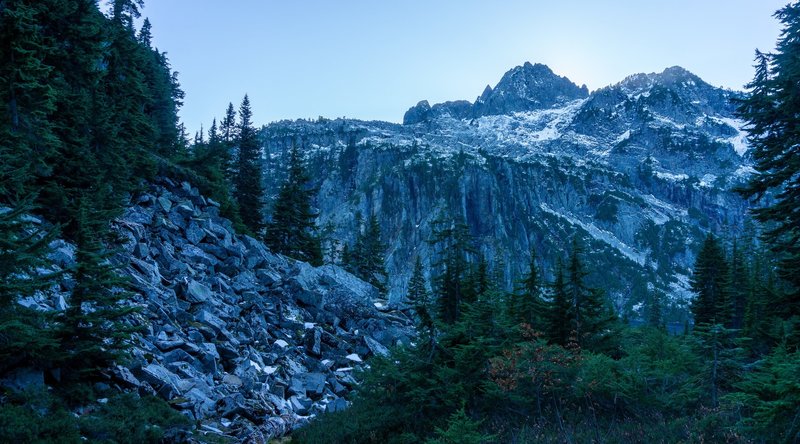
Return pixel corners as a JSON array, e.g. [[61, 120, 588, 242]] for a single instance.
[[232, 94, 265, 233], [690, 234, 730, 327], [736, 2, 800, 319], [265, 143, 322, 264], [364, 215, 387, 287]]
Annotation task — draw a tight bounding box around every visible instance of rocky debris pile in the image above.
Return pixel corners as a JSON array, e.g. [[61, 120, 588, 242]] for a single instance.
[[30, 179, 414, 442]]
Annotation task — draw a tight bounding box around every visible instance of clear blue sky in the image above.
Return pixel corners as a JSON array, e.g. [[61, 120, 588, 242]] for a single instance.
[[138, 1, 788, 134]]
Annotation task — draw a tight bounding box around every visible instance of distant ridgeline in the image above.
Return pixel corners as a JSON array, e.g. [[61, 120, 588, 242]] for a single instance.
[[259, 62, 751, 324]]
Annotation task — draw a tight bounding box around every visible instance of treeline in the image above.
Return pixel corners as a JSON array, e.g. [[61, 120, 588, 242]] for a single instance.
[[295, 224, 798, 444]]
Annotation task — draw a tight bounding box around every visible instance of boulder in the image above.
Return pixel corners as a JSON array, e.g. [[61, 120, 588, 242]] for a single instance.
[[184, 280, 212, 304], [186, 222, 206, 245], [290, 372, 326, 398], [364, 335, 390, 358], [304, 327, 322, 357]]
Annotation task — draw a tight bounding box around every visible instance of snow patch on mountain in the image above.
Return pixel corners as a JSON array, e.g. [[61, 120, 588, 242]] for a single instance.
[[539, 203, 647, 266]]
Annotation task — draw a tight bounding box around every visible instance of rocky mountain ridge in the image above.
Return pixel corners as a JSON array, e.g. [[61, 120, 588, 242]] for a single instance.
[[260, 63, 751, 322], [16, 179, 412, 442]]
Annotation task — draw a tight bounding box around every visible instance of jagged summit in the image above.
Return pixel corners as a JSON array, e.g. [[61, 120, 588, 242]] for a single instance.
[[473, 62, 589, 116], [615, 66, 708, 94], [403, 63, 739, 125], [404, 62, 589, 124]]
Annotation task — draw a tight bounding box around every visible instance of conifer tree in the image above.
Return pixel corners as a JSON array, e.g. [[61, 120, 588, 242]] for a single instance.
[[429, 218, 474, 324], [363, 214, 387, 288], [407, 257, 435, 350], [690, 234, 730, 327], [565, 237, 611, 349], [220, 102, 237, 145], [59, 194, 138, 380], [0, 0, 58, 199], [646, 290, 664, 328], [736, 2, 800, 319], [728, 239, 748, 330], [232, 94, 265, 233], [265, 143, 322, 264], [0, 199, 60, 373], [510, 249, 545, 328], [546, 258, 572, 345]]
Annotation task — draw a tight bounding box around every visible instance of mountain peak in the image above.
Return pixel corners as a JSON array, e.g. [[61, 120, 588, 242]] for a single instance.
[[617, 66, 707, 93], [472, 62, 589, 117]]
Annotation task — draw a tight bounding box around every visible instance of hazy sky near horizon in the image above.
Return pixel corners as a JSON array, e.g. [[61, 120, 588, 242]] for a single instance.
[[138, 1, 788, 134]]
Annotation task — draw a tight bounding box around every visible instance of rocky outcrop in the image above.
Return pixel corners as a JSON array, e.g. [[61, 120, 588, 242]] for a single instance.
[[29, 179, 413, 442]]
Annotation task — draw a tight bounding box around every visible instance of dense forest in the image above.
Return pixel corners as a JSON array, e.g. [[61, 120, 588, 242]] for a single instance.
[[1, 0, 800, 443]]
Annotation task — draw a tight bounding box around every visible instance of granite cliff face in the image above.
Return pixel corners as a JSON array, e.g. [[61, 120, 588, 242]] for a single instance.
[[260, 63, 751, 322]]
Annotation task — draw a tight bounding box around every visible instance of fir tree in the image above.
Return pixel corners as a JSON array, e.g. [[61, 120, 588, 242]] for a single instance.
[[407, 257, 436, 353], [429, 218, 475, 324], [265, 143, 322, 265], [645, 290, 664, 329], [59, 194, 138, 380], [345, 213, 387, 291], [510, 249, 545, 328], [565, 237, 612, 350], [232, 94, 265, 233], [0, 198, 60, 373], [690, 234, 730, 327], [728, 239, 748, 331], [220, 102, 237, 145], [736, 2, 800, 319], [546, 258, 572, 345], [0, 0, 59, 199]]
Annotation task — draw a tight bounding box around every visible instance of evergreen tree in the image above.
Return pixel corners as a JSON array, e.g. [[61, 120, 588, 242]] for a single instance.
[[429, 218, 475, 324], [645, 290, 664, 329], [265, 143, 322, 264], [736, 2, 800, 319], [232, 94, 265, 233], [546, 258, 572, 345], [220, 102, 237, 145], [509, 249, 545, 328], [728, 239, 748, 330], [0, 0, 59, 199], [690, 234, 730, 327], [407, 257, 436, 353], [565, 237, 612, 350], [346, 213, 387, 291], [0, 198, 60, 374], [59, 194, 138, 380]]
